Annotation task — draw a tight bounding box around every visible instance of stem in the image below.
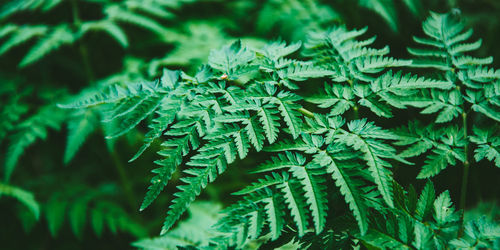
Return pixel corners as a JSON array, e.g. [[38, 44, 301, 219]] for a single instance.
[[71, 0, 94, 83], [353, 105, 359, 119], [347, 79, 359, 119], [458, 111, 469, 237], [298, 107, 315, 118]]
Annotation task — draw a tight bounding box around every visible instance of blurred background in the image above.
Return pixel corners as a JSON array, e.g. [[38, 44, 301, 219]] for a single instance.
[[0, 0, 499, 249]]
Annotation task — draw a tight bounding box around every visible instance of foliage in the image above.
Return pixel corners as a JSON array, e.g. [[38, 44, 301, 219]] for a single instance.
[[0, 0, 499, 249]]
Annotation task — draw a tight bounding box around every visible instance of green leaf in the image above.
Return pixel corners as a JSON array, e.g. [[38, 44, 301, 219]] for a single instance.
[[264, 193, 285, 240], [415, 181, 435, 221], [19, 25, 76, 67], [359, 0, 398, 31], [290, 164, 328, 233], [64, 109, 99, 164], [0, 182, 40, 220], [46, 196, 67, 236], [279, 179, 309, 237], [433, 190, 458, 227]]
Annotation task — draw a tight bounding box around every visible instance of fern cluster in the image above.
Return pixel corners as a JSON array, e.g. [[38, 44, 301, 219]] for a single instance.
[[56, 11, 500, 249], [1, 0, 500, 248]]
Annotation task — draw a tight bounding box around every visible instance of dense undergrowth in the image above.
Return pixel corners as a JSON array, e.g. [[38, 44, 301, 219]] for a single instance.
[[0, 0, 499, 249]]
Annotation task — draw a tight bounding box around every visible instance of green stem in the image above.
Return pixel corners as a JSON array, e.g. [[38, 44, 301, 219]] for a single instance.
[[353, 105, 359, 120], [347, 79, 359, 119], [458, 111, 469, 237], [71, 0, 94, 83], [298, 107, 315, 118]]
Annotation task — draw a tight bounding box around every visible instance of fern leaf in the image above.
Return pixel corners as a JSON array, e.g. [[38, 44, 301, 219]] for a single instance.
[[279, 179, 309, 236], [398, 140, 433, 158], [258, 40, 302, 61], [359, 0, 398, 31], [335, 119, 398, 207], [233, 172, 285, 195], [106, 5, 167, 35], [273, 92, 303, 138], [257, 103, 280, 144], [280, 63, 335, 81], [450, 216, 500, 248], [64, 109, 99, 164], [69, 195, 92, 238], [415, 181, 435, 221], [91, 207, 105, 237], [290, 164, 328, 233], [19, 25, 76, 67], [140, 159, 178, 212], [264, 192, 285, 240], [0, 25, 47, 55], [208, 40, 255, 77], [46, 195, 68, 236], [355, 56, 411, 73], [161, 135, 238, 234], [417, 149, 457, 179], [433, 191, 458, 227], [306, 84, 354, 116], [5, 105, 66, 181], [80, 21, 128, 48], [243, 116, 265, 152], [129, 108, 176, 162], [0, 182, 40, 220], [252, 152, 306, 173], [470, 126, 500, 167], [473, 102, 500, 122], [105, 94, 164, 139], [248, 207, 265, 240], [324, 152, 368, 234]]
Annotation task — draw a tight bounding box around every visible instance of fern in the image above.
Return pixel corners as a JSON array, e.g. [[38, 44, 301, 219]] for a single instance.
[[303, 26, 448, 118], [133, 202, 223, 249], [3, 3, 500, 249], [45, 183, 146, 239], [396, 11, 500, 178], [4, 104, 67, 181], [359, 181, 460, 249], [0, 0, 189, 67], [60, 39, 335, 236], [0, 182, 40, 220], [59, 15, 500, 247]]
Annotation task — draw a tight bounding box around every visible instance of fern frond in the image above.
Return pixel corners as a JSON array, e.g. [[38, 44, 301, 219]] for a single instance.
[[0, 0, 62, 19], [5, 105, 66, 181], [258, 40, 302, 61], [335, 119, 401, 207], [0, 182, 40, 220], [105, 5, 167, 36], [19, 25, 76, 67], [321, 150, 370, 234], [133, 202, 222, 249], [290, 164, 328, 233], [470, 126, 500, 167], [0, 25, 47, 55], [233, 172, 287, 195], [433, 190, 459, 228], [264, 190, 285, 240], [80, 21, 128, 48], [450, 216, 500, 249], [64, 109, 99, 164], [305, 84, 354, 116], [415, 181, 436, 221], [251, 152, 306, 173], [279, 179, 310, 237], [208, 40, 256, 78]]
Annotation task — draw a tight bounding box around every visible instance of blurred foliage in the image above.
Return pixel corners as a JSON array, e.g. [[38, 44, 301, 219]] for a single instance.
[[0, 0, 499, 249]]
